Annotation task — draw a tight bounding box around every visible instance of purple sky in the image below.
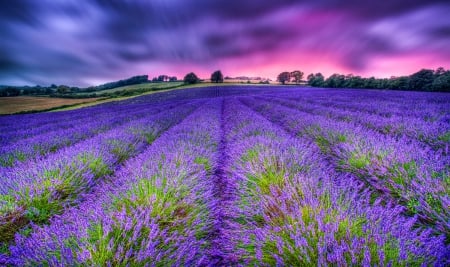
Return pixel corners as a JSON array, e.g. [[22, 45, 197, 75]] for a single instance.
[[1, 0, 449, 86]]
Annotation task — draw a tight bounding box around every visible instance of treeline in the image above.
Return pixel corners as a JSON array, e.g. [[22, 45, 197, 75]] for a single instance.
[[83, 75, 148, 92], [0, 84, 77, 97], [306, 67, 450, 92], [0, 75, 154, 97], [151, 75, 178, 82]]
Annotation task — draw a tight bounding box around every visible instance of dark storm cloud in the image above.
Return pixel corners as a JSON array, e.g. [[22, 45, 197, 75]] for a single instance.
[[429, 26, 450, 38], [311, 0, 447, 18], [0, 0, 449, 86], [185, 0, 298, 20], [0, 0, 42, 26], [204, 23, 297, 58]]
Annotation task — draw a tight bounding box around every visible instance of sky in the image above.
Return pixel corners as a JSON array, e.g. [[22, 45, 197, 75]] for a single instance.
[[0, 0, 449, 87]]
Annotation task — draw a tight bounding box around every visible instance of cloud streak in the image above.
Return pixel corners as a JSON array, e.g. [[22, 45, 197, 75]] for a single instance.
[[0, 0, 449, 86]]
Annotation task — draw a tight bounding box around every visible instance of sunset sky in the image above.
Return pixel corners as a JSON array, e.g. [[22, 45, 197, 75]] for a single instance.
[[1, 0, 449, 86]]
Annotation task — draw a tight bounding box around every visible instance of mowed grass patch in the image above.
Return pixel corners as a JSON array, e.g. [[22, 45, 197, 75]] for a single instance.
[[0, 96, 103, 114]]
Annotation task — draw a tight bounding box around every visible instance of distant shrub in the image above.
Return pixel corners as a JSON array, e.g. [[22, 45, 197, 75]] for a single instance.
[[183, 72, 200, 84], [210, 70, 224, 83]]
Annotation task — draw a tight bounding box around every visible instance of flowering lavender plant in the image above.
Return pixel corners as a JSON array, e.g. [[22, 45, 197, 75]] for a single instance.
[[1, 86, 448, 266]]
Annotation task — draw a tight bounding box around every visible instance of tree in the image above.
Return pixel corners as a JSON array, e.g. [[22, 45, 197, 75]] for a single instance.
[[435, 67, 446, 76], [157, 75, 169, 82], [345, 74, 364, 88], [363, 77, 378, 89], [389, 76, 409, 90], [307, 73, 325, 87], [431, 71, 450, 92], [325, 74, 346, 88], [45, 87, 54, 95], [183, 72, 200, 84], [277, 72, 291, 84], [290, 70, 304, 84], [56, 85, 70, 94], [4, 87, 20, 96], [211, 70, 224, 83], [408, 69, 434, 91]]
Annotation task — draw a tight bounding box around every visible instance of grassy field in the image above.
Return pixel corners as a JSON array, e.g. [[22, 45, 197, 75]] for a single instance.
[[75, 82, 184, 96], [0, 96, 103, 114]]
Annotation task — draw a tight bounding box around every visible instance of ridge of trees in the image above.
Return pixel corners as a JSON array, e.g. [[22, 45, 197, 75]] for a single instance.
[[84, 75, 149, 92], [305, 67, 450, 92], [151, 75, 177, 82]]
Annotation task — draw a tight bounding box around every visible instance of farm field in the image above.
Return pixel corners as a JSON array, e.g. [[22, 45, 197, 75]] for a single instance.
[[74, 82, 184, 96], [0, 83, 219, 115], [0, 86, 449, 266], [0, 96, 103, 115]]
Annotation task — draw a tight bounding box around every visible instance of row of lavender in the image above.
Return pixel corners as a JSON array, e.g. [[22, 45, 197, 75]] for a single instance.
[[4, 100, 222, 265], [0, 101, 188, 166], [1, 86, 449, 265], [0, 100, 155, 137], [0, 99, 202, 249], [261, 90, 449, 150], [241, 95, 449, 238], [219, 98, 447, 265]]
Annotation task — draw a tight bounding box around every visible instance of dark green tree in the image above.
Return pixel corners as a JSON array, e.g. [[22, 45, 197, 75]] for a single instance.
[[5, 87, 20, 96], [386, 76, 408, 90], [211, 70, 224, 83], [157, 75, 169, 82], [345, 75, 364, 88], [307, 73, 325, 87], [183, 72, 200, 84], [408, 69, 434, 91], [431, 71, 450, 92], [325, 74, 345, 88], [56, 85, 70, 94]]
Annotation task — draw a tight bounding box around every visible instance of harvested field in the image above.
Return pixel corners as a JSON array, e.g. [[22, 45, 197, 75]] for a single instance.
[[0, 96, 103, 114]]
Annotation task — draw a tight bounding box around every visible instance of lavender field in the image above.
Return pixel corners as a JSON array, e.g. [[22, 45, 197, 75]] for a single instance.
[[0, 86, 449, 266]]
